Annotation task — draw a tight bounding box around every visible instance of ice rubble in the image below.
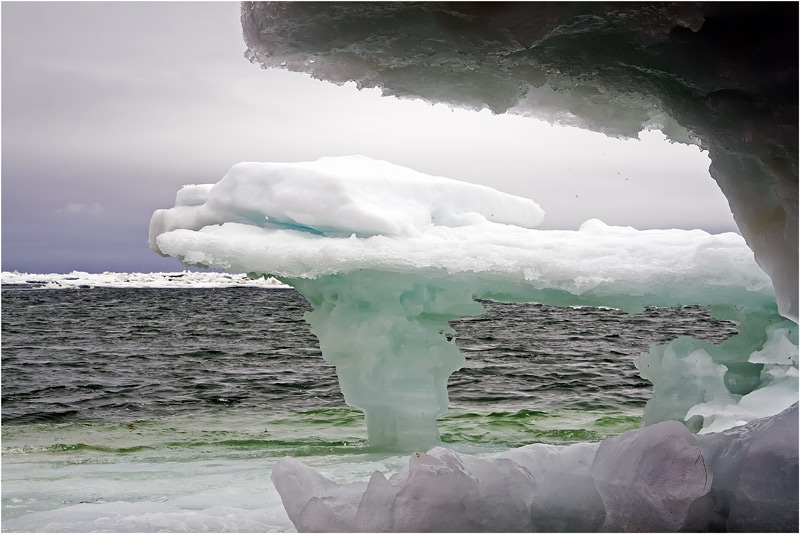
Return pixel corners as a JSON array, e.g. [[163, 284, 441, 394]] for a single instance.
[[271, 404, 797, 532], [241, 2, 798, 322]]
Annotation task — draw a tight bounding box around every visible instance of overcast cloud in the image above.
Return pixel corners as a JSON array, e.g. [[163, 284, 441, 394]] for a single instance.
[[2, 2, 739, 274]]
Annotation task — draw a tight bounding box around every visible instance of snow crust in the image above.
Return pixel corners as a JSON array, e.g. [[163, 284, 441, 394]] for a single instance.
[[271, 403, 797, 532], [153, 219, 772, 307], [149, 155, 796, 449], [0, 271, 288, 289], [150, 156, 544, 244]]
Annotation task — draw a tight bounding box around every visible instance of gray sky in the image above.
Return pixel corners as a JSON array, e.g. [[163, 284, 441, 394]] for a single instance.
[[2, 1, 739, 274]]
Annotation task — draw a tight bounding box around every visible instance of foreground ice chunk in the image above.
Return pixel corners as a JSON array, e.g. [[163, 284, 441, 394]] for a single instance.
[[500, 442, 605, 531], [592, 420, 711, 531], [272, 405, 798, 532], [686, 402, 800, 531], [270, 457, 367, 532], [272, 447, 536, 532]]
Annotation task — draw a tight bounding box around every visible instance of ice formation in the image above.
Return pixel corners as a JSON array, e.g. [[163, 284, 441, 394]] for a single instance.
[[270, 404, 797, 532], [150, 153, 797, 530], [241, 2, 798, 322], [147, 4, 799, 529], [150, 156, 796, 450]]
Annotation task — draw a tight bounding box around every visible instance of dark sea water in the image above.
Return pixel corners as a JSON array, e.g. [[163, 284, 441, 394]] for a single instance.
[[1, 285, 738, 531]]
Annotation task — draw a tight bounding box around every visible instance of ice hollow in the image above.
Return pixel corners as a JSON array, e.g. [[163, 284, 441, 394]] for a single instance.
[[149, 156, 796, 448], [241, 1, 798, 322]]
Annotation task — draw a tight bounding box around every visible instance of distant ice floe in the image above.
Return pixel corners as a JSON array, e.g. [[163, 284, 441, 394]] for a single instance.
[[0, 271, 288, 289]]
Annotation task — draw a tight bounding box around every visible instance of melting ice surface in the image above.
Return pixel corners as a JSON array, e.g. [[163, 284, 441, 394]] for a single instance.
[[150, 155, 798, 531]]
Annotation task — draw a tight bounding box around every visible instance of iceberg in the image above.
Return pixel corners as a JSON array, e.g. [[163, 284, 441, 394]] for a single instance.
[[150, 156, 795, 446], [150, 155, 797, 530]]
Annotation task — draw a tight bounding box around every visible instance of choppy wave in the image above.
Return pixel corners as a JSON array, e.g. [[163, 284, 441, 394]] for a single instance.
[[2, 286, 736, 426]]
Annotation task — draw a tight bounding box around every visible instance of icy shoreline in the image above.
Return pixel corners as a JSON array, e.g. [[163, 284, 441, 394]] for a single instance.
[[0, 271, 289, 289]]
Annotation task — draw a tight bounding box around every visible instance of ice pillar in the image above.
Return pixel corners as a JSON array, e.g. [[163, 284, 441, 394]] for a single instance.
[[285, 271, 485, 450]]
